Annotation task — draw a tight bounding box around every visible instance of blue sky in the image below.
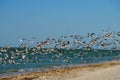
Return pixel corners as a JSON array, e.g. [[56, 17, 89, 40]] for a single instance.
[[0, 0, 120, 46]]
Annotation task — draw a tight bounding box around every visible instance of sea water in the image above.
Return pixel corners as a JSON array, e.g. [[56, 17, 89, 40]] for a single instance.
[[0, 47, 120, 76]]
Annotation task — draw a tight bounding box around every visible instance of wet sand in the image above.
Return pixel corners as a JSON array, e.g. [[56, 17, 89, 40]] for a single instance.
[[0, 61, 120, 80]]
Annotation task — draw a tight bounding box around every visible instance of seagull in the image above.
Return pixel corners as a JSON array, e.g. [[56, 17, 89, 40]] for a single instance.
[[87, 33, 95, 38], [117, 31, 120, 36], [20, 38, 25, 42], [103, 29, 109, 34], [20, 43, 28, 47], [28, 37, 35, 43]]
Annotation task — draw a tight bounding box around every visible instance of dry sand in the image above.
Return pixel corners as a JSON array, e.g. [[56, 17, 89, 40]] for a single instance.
[[0, 61, 120, 80]]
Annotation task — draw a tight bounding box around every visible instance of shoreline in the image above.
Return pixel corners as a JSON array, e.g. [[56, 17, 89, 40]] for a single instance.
[[0, 60, 118, 76], [0, 60, 113, 77], [0, 60, 120, 80]]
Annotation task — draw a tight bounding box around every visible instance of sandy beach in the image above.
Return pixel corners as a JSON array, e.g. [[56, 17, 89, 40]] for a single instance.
[[0, 61, 120, 80]]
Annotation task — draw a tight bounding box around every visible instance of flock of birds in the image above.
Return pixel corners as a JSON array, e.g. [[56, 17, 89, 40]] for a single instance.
[[19, 30, 120, 50], [0, 30, 120, 64]]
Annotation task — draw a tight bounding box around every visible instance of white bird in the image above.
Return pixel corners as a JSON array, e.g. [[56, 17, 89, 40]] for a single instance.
[[20, 38, 25, 42]]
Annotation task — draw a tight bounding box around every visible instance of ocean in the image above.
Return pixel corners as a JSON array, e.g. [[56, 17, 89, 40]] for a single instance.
[[0, 47, 120, 76]]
